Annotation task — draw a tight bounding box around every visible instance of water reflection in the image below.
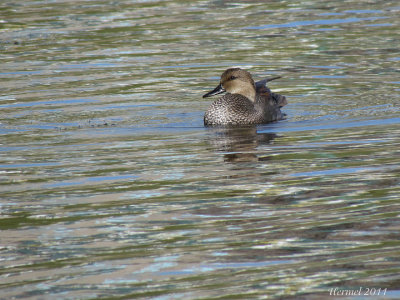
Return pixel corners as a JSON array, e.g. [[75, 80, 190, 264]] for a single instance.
[[206, 126, 277, 162]]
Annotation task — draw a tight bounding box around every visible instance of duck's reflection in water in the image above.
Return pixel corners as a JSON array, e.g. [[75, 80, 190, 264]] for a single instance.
[[206, 126, 277, 163]]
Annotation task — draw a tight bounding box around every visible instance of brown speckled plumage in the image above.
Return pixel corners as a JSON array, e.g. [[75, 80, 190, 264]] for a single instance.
[[203, 68, 287, 126]]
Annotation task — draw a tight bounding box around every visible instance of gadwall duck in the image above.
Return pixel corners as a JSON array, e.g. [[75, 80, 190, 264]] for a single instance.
[[203, 68, 287, 126]]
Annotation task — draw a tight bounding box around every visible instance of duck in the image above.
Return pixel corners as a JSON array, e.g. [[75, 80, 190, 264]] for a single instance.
[[203, 68, 287, 126]]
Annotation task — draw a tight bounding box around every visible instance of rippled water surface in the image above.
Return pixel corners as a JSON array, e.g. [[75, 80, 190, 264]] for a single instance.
[[1, 0, 400, 299]]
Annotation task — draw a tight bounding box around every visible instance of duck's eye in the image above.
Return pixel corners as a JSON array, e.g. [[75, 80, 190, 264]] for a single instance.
[[229, 75, 237, 80]]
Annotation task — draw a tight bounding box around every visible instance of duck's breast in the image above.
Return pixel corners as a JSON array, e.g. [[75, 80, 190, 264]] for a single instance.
[[204, 94, 261, 125]]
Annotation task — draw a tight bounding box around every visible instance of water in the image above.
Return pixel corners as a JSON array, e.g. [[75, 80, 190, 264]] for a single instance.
[[1, 0, 400, 299]]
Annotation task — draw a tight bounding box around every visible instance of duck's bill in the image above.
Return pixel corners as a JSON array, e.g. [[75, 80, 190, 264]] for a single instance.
[[203, 84, 226, 98]]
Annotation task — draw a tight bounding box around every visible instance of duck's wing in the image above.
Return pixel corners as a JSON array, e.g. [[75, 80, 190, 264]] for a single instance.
[[255, 76, 281, 89], [271, 92, 287, 108], [255, 77, 287, 108]]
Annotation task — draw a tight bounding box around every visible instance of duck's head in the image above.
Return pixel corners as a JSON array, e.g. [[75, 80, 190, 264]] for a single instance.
[[203, 68, 256, 102]]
